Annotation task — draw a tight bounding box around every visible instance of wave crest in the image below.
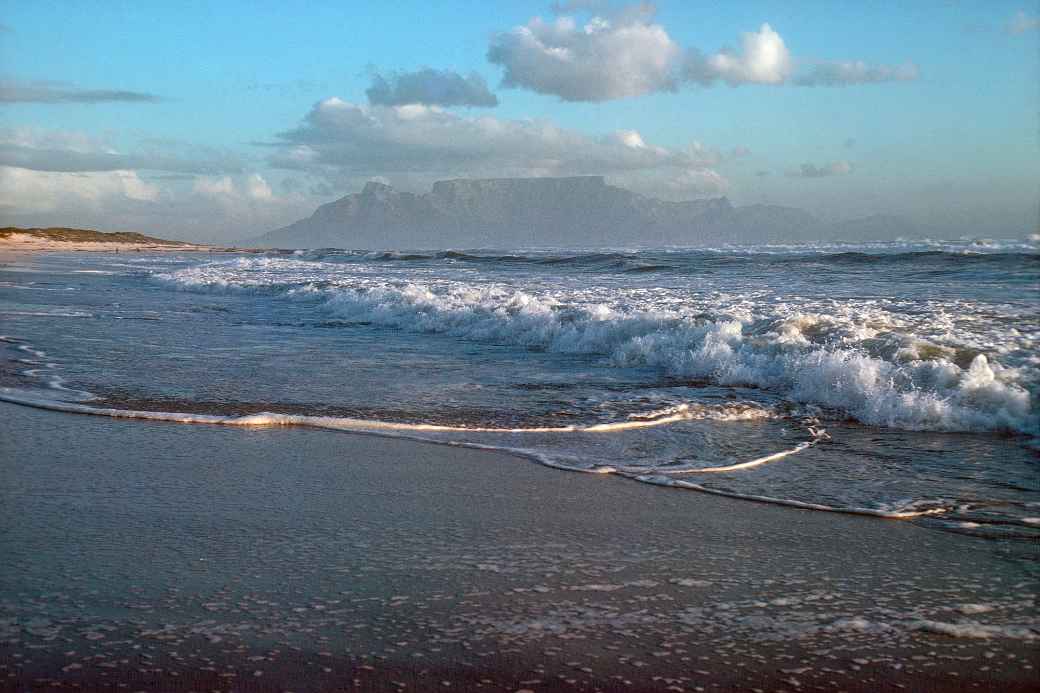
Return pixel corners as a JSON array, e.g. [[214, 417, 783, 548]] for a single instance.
[[156, 259, 1036, 434]]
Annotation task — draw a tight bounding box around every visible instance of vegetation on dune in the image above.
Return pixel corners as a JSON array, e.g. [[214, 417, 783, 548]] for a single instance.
[[0, 227, 193, 245]]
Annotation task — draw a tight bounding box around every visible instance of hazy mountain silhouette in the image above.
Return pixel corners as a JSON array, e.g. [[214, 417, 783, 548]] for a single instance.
[[253, 176, 917, 248]]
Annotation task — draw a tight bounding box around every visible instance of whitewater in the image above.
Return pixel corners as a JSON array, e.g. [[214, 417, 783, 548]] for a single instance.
[[1, 241, 1037, 537]]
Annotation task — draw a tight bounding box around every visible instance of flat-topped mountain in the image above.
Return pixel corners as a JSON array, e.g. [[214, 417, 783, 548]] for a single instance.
[[253, 176, 907, 248]]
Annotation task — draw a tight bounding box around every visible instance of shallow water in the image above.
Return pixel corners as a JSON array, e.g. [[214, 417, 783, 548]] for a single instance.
[[0, 240, 1037, 537]]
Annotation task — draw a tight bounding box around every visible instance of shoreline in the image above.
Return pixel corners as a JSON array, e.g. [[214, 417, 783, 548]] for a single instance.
[[0, 388, 950, 522], [1, 401, 1036, 691], [0, 227, 257, 254]]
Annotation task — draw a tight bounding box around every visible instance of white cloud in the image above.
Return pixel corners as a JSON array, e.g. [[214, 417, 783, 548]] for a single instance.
[[268, 97, 729, 198], [191, 173, 288, 211], [487, 12, 682, 101], [366, 68, 498, 107], [611, 165, 729, 201], [192, 173, 278, 203], [787, 161, 854, 178], [612, 129, 648, 148], [686, 23, 792, 86], [488, 6, 917, 99], [1008, 10, 1039, 35], [192, 175, 235, 197]]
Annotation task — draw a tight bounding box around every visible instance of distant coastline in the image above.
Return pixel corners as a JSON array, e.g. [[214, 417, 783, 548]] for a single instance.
[[0, 227, 242, 253]]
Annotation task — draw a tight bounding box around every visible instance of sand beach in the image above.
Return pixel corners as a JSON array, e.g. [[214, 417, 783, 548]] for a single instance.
[[1, 402, 1036, 692], [0, 228, 227, 255]]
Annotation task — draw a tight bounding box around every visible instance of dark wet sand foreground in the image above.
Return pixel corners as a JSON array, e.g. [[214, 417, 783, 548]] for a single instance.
[[0, 402, 1036, 692]]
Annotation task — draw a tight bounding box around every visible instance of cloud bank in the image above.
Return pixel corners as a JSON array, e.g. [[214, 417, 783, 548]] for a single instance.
[[0, 164, 308, 242], [366, 68, 499, 107], [0, 128, 242, 175], [0, 129, 305, 241], [267, 97, 729, 198], [488, 6, 918, 101], [0, 79, 161, 104]]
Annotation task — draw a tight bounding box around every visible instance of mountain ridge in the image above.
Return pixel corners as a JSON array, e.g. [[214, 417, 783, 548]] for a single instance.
[[253, 176, 915, 248]]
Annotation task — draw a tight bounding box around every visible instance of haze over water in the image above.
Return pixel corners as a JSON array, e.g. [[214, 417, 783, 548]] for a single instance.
[[2, 239, 1036, 540]]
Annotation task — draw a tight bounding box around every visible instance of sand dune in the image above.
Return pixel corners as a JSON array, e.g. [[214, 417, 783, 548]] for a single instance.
[[0, 226, 219, 253]]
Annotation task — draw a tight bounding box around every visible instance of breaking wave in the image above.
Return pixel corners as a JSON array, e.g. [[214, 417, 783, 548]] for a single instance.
[[156, 258, 1036, 435]]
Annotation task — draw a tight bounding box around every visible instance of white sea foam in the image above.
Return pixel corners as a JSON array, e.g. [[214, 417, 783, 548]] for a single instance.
[[634, 474, 943, 519], [156, 258, 1037, 434], [818, 617, 1039, 640], [909, 620, 1039, 640]]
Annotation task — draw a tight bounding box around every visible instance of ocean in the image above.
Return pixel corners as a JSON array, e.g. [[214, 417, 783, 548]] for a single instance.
[[1, 240, 1037, 540]]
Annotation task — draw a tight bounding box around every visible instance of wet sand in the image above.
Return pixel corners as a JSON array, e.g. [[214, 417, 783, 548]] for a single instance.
[[0, 402, 1036, 692]]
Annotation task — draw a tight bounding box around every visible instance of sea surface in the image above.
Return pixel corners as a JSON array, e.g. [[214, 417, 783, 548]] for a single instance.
[[1, 240, 1037, 539]]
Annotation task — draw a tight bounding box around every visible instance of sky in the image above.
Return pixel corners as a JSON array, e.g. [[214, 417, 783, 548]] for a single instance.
[[1, 0, 1037, 242]]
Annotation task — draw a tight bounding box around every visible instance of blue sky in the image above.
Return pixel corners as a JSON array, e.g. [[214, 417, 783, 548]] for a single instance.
[[1, 1, 1037, 241]]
